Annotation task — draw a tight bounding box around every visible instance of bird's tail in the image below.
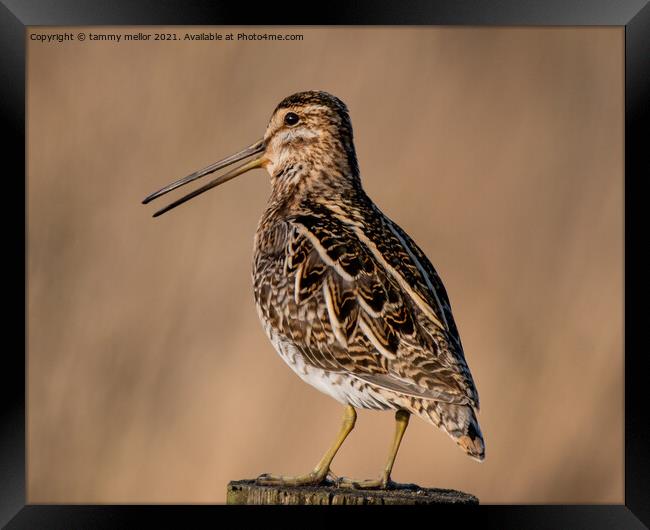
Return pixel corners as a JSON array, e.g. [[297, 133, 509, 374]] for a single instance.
[[419, 401, 485, 462]]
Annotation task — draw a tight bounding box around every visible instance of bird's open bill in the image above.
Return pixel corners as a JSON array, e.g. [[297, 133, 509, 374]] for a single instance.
[[142, 138, 265, 217]]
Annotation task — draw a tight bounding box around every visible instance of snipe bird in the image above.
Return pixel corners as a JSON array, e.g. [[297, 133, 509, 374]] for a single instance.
[[143, 91, 484, 489]]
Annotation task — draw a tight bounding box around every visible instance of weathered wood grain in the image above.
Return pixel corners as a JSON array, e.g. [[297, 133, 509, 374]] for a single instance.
[[227, 480, 479, 505]]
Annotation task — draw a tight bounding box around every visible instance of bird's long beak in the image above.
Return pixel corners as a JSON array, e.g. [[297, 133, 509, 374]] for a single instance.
[[142, 138, 266, 217]]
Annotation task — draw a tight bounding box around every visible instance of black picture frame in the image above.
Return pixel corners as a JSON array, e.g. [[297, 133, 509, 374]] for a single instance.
[[3, 1, 648, 527]]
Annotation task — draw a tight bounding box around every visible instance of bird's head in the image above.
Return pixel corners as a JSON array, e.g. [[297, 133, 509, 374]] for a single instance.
[[143, 91, 359, 217], [262, 91, 358, 180]]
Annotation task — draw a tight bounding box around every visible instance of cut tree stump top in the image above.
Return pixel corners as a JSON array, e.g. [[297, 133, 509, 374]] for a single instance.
[[227, 480, 479, 505]]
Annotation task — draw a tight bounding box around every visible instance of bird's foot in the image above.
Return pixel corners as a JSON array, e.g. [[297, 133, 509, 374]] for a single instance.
[[337, 475, 390, 490], [255, 469, 330, 487], [337, 474, 418, 491], [324, 469, 342, 486]]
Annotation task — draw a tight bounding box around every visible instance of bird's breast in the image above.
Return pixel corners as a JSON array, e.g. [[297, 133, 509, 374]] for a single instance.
[[252, 216, 292, 327]]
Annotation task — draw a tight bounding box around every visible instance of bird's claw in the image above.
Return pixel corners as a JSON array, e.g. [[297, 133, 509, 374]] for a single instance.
[[337, 475, 395, 490], [254, 470, 328, 487]]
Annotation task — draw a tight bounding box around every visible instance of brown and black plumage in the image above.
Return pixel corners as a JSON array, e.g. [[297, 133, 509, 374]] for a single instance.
[[144, 90, 484, 489]]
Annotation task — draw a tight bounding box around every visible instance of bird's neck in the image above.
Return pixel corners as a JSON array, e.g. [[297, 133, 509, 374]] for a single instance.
[[267, 157, 361, 208]]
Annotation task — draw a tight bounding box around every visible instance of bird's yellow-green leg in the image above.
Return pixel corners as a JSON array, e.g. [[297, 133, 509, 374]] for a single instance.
[[339, 409, 411, 490], [256, 405, 357, 486]]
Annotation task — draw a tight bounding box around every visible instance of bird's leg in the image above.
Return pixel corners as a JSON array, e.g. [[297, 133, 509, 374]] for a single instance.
[[339, 409, 411, 490], [256, 404, 356, 486]]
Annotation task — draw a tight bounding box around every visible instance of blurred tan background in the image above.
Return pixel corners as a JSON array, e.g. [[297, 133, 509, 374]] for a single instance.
[[27, 27, 623, 504]]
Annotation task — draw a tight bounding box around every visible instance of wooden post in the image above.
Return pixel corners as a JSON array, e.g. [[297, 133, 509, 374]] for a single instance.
[[227, 480, 479, 505]]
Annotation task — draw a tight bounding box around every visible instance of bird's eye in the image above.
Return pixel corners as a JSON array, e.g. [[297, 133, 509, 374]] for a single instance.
[[284, 112, 300, 126]]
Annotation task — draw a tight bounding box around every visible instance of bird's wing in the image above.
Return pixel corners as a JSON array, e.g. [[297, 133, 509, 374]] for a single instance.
[[287, 207, 479, 408], [362, 211, 479, 408], [378, 217, 464, 351]]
